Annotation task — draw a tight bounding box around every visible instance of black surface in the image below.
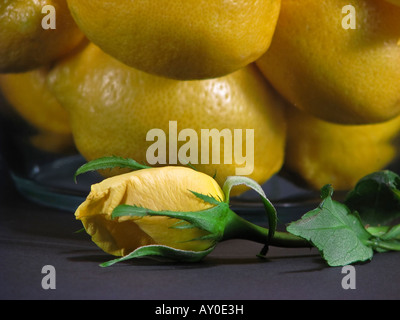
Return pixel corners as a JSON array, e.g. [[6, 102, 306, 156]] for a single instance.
[[1, 153, 400, 301]]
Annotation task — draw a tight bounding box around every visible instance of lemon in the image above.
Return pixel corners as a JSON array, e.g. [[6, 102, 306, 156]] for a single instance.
[[0, 69, 71, 134], [385, 0, 400, 6], [0, 68, 74, 153], [256, 0, 400, 125], [0, 0, 85, 73], [284, 106, 400, 191], [47, 43, 287, 195], [75, 166, 224, 256], [66, 0, 281, 80]]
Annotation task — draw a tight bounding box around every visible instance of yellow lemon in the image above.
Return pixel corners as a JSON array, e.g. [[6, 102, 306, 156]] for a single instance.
[[385, 0, 400, 6], [0, 0, 85, 73], [66, 0, 281, 80], [256, 0, 400, 125], [283, 106, 400, 191], [47, 43, 287, 195], [75, 166, 224, 256], [0, 68, 71, 134], [0, 68, 74, 153]]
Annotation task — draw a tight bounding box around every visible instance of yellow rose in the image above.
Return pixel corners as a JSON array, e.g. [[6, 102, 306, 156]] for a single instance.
[[74, 156, 283, 266]]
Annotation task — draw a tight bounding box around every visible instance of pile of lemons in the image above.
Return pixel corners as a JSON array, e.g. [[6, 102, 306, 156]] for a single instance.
[[1, 0, 400, 194]]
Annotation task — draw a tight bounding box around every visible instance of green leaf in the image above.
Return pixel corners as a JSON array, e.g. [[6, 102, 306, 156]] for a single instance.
[[320, 184, 334, 200], [74, 156, 151, 182], [100, 245, 216, 267], [287, 186, 374, 267], [367, 238, 400, 253], [222, 176, 277, 247], [344, 170, 400, 226], [367, 224, 400, 241], [366, 226, 391, 238], [380, 224, 400, 241]]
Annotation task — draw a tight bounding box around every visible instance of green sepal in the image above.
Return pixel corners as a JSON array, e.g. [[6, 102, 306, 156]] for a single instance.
[[222, 176, 277, 254], [100, 245, 216, 267], [189, 190, 223, 205], [74, 156, 151, 182], [111, 201, 230, 238], [179, 233, 221, 243], [169, 220, 197, 230]]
